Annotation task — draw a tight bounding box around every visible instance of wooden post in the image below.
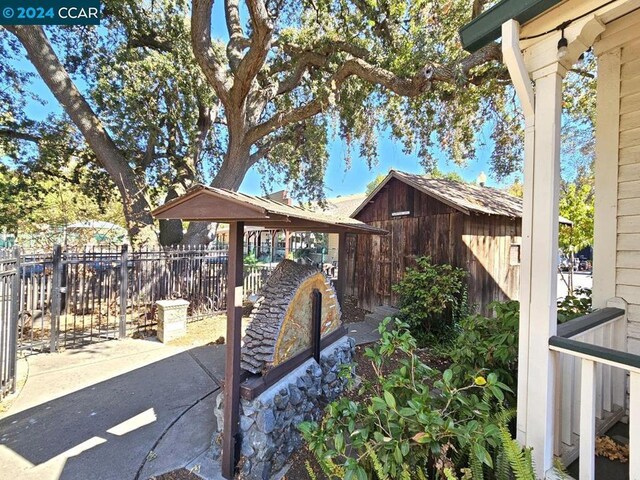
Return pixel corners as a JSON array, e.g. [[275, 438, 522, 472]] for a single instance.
[[284, 230, 290, 258], [580, 358, 596, 480], [222, 221, 244, 479], [311, 289, 322, 363], [50, 244, 62, 353], [119, 244, 129, 339], [271, 230, 276, 263], [336, 232, 347, 306]]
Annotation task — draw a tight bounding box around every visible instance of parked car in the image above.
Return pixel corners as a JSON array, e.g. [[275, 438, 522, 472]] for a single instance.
[[578, 256, 591, 271]]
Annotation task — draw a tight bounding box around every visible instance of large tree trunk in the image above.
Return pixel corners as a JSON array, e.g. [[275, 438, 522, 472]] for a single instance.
[[6, 25, 157, 247], [159, 188, 185, 246], [182, 140, 253, 244]]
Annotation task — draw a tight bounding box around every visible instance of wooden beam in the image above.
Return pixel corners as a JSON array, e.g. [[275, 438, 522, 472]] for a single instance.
[[336, 232, 347, 306], [222, 221, 244, 479], [502, 20, 535, 120]]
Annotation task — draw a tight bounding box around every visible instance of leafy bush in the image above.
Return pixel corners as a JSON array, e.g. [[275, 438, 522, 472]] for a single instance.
[[299, 318, 523, 480], [392, 256, 468, 342], [449, 301, 520, 400], [244, 253, 258, 266], [557, 287, 592, 323]]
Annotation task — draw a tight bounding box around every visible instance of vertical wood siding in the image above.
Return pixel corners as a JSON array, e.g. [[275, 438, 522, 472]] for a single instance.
[[345, 178, 522, 313]]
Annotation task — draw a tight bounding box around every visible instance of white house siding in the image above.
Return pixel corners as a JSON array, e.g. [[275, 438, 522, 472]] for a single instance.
[[617, 37, 640, 354]]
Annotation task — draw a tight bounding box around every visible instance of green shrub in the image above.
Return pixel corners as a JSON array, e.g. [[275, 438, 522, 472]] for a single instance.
[[449, 301, 520, 400], [244, 253, 258, 266], [557, 287, 592, 323], [299, 318, 517, 480], [392, 256, 468, 343]]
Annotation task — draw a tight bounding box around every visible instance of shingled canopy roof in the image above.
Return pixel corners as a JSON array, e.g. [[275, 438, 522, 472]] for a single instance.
[[352, 170, 572, 225], [152, 184, 387, 234]]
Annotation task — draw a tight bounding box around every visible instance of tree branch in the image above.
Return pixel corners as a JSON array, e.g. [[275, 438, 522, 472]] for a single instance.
[[191, 0, 231, 107], [276, 51, 328, 95], [245, 43, 502, 146], [0, 127, 42, 143], [249, 141, 272, 165], [225, 0, 246, 70], [230, 0, 273, 104], [128, 34, 174, 52]]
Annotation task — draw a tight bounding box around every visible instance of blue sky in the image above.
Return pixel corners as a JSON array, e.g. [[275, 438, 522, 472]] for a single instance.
[[208, 1, 509, 197], [15, 7, 515, 202]]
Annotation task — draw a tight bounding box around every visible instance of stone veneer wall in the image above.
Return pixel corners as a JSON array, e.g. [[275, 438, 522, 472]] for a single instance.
[[212, 336, 356, 480]]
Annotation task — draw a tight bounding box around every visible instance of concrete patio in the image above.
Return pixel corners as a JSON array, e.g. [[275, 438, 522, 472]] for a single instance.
[[0, 338, 224, 480], [0, 321, 380, 480]]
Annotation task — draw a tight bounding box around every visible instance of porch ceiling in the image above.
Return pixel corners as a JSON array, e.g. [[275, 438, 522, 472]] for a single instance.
[[460, 0, 640, 53]]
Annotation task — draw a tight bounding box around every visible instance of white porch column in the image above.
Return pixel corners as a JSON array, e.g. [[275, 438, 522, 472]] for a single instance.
[[517, 63, 565, 477], [593, 49, 621, 309]]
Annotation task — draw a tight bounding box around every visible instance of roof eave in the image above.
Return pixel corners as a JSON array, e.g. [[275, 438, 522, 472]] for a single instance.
[[459, 0, 564, 52]]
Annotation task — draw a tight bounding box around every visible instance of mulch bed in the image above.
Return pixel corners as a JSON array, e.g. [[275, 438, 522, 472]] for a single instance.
[[149, 468, 202, 480], [341, 295, 368, 323], [284, 344, 450, 480]]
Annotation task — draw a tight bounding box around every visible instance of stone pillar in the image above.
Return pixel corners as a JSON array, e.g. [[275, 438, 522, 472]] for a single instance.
[[156, 299, 189, 343]]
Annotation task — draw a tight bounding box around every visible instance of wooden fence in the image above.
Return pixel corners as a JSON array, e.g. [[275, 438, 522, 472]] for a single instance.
[[0, 245, 276, 357]]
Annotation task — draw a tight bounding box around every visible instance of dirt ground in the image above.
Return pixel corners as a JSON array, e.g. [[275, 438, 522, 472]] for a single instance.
[[151, 468, 202, 479], [341, 295, 368, 323], [168, 314, 251, 347]]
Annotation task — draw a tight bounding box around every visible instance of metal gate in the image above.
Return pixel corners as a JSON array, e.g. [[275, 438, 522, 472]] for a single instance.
[[0, 244, 275, 389], [0, 250, 19, 399]]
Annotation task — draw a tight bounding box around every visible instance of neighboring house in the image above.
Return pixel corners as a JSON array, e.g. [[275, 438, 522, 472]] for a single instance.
[[317, 193, 367, 264], [343, 170, 534, 312], [217, 190, 322, 262], [461, 1, 640, 477]]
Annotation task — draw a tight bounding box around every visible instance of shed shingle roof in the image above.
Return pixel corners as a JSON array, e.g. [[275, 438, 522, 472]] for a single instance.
[[352, 170, 572, 224]]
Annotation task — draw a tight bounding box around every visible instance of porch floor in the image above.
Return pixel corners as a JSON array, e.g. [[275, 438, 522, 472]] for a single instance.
[[567, 422, 629, 480]]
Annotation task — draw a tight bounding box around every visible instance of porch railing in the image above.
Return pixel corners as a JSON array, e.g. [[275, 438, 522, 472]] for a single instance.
[[550, 298, 638, 480]]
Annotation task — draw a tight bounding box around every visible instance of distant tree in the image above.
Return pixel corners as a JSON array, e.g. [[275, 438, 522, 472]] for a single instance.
[[559, 181, 594, 253], [506, 179, 524, 198], [365, 174, 387, 194], [0, 165, 124, 237], [427, 167, 465, 182]]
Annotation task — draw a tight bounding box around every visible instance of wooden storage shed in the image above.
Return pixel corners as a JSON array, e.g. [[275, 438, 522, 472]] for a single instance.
[[343, 170, 534, 313]]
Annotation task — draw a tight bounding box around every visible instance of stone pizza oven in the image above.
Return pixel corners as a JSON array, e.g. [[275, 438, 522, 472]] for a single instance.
[[241, 259, 341, 374], [212, 259, 355, 479]]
